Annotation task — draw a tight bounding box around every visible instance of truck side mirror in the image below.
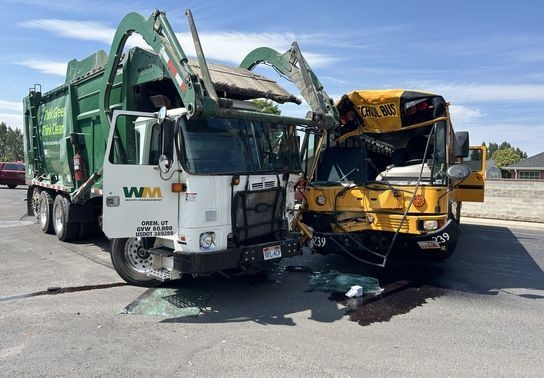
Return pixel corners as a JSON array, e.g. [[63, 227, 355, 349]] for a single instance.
[[162, 119, 174, 160], [157, 106, 167, 125], [158, 155, 170, 174], [453, 131, 469, 158], [159, 119, 174, 173]]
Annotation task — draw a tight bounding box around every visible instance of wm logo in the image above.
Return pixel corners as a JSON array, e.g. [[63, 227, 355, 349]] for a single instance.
[[123, 186, 162, 199]]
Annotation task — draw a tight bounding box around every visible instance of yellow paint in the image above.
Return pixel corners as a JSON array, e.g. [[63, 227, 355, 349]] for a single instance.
[[456, 146, 487, 202]]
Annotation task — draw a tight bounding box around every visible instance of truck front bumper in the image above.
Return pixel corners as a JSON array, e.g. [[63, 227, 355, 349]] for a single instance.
[[173, 236, 302, 275]]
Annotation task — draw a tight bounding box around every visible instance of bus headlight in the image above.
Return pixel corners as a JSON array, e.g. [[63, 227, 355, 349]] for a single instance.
[[423, 220, 438, 231], [199, 232, 216, 250], [315, 194, 327, 206]]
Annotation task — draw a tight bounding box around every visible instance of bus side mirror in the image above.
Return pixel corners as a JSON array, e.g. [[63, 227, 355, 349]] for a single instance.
[[447, 164, 471, 180], [453, 131, 469, 158]]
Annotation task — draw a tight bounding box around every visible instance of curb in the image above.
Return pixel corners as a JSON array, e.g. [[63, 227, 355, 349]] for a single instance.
[[461, 217, 544, 231]]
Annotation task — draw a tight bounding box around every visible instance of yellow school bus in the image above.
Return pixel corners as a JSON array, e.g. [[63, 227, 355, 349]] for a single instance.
[[298, 89, 486, 266]]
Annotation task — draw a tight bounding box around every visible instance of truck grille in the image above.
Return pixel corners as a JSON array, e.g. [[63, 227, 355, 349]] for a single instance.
[[233, 188, 284, 243], [251, 180, 276, 190]]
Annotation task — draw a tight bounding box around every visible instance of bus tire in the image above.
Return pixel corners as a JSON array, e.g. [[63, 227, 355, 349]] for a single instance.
[[111, 238, 161, 287], [39, 191, 54, 234], [449, 201, 462, 225]]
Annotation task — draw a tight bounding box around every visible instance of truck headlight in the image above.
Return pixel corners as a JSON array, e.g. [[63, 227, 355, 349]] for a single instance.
[[423, 220, 438, 231], [199, 232, 216, 250]]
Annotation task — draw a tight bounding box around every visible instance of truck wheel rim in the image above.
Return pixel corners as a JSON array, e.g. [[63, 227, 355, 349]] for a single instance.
[[54, 204, 64, 234], [39, 200, 48, 227], [125, 238, 153, 273], [32, 192, 41, 216]]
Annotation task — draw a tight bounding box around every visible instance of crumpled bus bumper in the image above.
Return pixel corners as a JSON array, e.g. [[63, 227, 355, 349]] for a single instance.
[[410, 219, 461, 251], [305, 218, 461, 257]]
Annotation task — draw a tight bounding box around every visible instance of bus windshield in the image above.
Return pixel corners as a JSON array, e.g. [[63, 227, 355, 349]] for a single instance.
[[179, 117, 301, 175]]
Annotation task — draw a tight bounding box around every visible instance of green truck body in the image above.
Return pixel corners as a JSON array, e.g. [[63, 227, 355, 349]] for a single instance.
[[24, 47, 190, 196], [22, 9, 338, 286]]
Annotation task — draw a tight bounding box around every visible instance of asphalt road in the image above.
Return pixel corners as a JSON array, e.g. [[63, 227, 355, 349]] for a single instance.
[[1, 187, 543, 377]]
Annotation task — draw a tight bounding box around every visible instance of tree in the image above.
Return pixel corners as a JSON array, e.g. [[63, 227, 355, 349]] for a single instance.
[[493, 148, 522, 168], [482, 141, 527, 160], [252, 99, 281, 115], [514, 147, 527, 159], [485, 142, 499, 158], [0, 122, 6, 160], [0, 122, 24, 161]]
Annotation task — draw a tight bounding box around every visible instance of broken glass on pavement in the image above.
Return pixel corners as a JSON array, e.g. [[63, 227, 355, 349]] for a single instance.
[[308, 270, 383, 296]]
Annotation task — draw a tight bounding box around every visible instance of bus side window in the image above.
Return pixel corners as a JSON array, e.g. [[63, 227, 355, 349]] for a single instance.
[[464, 149, 483, 171]]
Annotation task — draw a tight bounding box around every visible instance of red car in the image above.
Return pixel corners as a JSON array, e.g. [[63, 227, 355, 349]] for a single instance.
[[0, 162, 26, 188]]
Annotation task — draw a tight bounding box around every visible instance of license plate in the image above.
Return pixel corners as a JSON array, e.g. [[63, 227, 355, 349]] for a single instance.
[[263, 245, 282, 260], [417, 240, 441, 249]]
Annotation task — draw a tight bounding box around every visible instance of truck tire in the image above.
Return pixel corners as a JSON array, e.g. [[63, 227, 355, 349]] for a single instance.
[[39, 191, 54, 234], [111, 238, 161, 287], [31, 187, 42, 219], [52, 195, 80, 242], [7, 184, 17, 189]]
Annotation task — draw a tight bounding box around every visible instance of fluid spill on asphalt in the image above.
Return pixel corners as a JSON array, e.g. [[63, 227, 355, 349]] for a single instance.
[[0, 282, 126, 302], [331, 280, 445, 326], [280, 260, 447, 327]]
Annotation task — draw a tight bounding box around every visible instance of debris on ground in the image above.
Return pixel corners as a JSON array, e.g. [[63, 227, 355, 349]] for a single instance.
[[308, 270, 383, 296], [121, 287, 213, 317], [345, 285, 363, 298], [285, 265, 314, 274]]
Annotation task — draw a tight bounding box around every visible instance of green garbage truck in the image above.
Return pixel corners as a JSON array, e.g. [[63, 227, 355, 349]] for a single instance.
[[23, 9, 338, 286]]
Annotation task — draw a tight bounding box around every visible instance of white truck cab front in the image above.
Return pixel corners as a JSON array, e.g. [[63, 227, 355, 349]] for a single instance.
[[104, 108, 302, 286]]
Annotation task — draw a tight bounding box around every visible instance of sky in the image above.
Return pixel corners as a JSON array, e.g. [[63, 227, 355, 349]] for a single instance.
[[0, 0, 543, 156]]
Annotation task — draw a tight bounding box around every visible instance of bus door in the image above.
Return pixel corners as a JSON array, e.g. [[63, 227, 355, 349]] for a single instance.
[[457, 146, 486, 202]]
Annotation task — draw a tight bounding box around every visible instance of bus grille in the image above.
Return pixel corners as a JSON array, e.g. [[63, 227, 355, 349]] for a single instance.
[[374, 216, 410, 232]]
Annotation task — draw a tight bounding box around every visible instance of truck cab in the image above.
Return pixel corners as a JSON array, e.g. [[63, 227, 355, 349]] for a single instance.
[[103, 108, 302, 285]]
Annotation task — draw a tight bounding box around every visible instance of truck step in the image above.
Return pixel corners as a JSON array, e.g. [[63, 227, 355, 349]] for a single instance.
[[147, 268, 171, 282], [149, 246, 174, 257]]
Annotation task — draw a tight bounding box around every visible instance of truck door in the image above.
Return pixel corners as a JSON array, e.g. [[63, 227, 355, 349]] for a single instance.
[[102, 110, 179, 239], [457, 146, 486, 202]]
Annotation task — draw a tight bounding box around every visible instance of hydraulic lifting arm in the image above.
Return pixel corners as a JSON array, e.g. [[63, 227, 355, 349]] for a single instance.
[[99, 9, 218, 131], [240, 42, 339, 131], [99, 9, 338, 134]]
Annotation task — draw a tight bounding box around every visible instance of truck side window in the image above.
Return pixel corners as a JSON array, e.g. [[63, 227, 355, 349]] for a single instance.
[[148, 123, 162, 165], [108, 115, 140, 165], [109, 115, 173, 166]]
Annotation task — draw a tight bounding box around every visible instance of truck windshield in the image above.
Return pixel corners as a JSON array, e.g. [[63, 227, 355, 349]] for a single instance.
[[179, 117, 301, 175]]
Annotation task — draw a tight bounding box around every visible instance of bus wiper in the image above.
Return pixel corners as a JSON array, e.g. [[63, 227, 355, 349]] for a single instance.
[[365, 158, 399, 196], [339, 167, 359, 182]]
